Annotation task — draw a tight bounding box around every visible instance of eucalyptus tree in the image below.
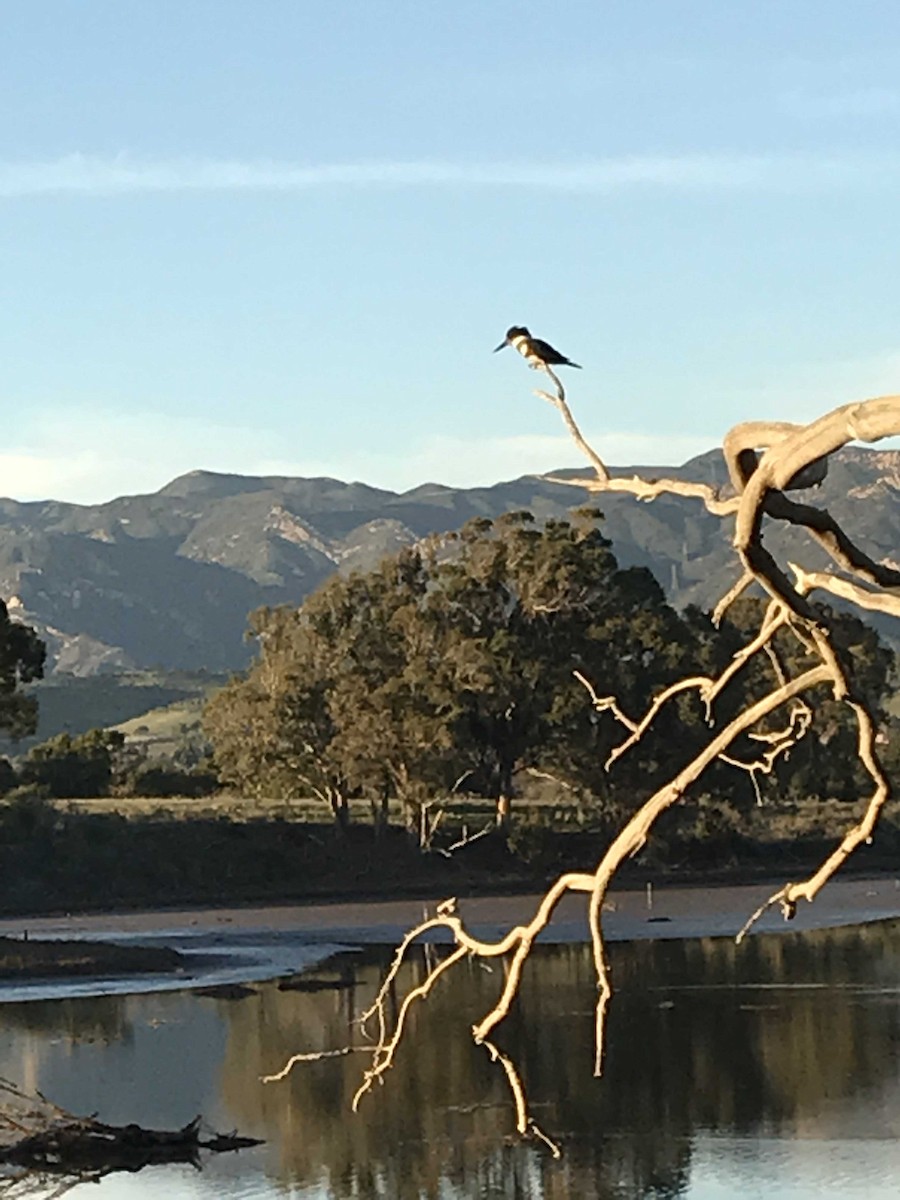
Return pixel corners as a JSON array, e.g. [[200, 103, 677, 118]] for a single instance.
[[205, 510, 700, 833], [204, 604, 353, 827], [429, 509, 694, 826]]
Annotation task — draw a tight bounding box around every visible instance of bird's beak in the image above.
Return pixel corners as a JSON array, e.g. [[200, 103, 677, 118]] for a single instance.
[[493, 340, 508, 353]]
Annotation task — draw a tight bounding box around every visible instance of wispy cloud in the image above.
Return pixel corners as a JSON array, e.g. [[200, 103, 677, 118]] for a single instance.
[[1, 410, 282, 504], [3, 151, 900, 198], [1, 409, 715, 505]]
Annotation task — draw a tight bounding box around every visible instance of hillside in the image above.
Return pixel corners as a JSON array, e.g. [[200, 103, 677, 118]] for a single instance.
[[1, 447, 897, 675]]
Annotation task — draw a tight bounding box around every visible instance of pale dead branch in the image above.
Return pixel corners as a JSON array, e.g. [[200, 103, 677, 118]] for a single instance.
[[271, 362, 898, 1153], [260, 1046, 363, 1083], [525, 766, 577, 790], [790, 563, 900, 619], [435, 822, 495, 856]]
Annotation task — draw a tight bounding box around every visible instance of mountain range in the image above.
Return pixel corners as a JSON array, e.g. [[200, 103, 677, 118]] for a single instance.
[[2, 447, 898, 676]]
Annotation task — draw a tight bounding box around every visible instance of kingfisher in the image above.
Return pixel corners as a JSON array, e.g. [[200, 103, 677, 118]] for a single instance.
[[493, 326, 582, 369]]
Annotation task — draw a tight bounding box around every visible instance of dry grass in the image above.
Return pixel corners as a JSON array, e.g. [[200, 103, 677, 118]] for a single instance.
[[58, 793, 498, 825], [53, 791, 900, 850], [59, 793, 329, 821], [115, 696, 205, 738]]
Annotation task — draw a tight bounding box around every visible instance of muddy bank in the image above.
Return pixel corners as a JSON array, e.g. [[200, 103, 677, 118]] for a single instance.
[[3, 873, 900, 947], [0, 936, 184, 979], [0, 874, 898, 1002]]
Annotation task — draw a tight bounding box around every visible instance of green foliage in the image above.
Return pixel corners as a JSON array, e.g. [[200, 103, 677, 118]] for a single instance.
[[20, 728, 126, 799], [0, 758, 16, 796], [0, 599, 45, 739], [125, 763, 219, 799], [204, 513, 898, 844], [204, 512, 697, 832], [430, 513, 694, 821]]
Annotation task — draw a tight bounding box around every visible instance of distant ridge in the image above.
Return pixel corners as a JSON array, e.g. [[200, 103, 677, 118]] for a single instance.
[[1, 447, 896, 674]]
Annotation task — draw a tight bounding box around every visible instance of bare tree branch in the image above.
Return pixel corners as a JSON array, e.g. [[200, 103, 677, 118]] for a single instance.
[[273, 369, 898, 1153]]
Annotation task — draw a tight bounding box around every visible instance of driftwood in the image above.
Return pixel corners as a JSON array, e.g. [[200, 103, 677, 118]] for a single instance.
[[267, 364, 899, 1154], [0, 1077, 261, 1195]]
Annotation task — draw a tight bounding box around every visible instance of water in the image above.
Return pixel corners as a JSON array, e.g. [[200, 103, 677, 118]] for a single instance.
[[2, 921, 900, 1198]]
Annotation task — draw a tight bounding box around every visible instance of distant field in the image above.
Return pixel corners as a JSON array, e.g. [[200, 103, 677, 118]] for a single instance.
[[114, 695, 210, 759], [115, 696, 206, 738]]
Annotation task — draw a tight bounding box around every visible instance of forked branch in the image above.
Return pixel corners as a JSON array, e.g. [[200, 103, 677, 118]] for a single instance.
[[271, 363, 897, 1153]]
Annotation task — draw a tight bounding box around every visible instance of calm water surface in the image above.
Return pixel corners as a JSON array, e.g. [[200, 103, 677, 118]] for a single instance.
[[2, 921, 900, 1198]]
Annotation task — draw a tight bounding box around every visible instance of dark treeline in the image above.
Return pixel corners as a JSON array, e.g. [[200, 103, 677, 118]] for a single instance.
[[203, 509, 898, 845]]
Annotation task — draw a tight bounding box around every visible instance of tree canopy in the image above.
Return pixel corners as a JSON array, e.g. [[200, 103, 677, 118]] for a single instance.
[[204, 510, 895, 837], [19, 728, 125, 799], [0, 600, 45, 740], [205, 511, 689, 829]]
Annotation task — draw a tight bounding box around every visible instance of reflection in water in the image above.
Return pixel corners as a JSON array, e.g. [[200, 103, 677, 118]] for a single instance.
[[2, 921, 900, 1198]]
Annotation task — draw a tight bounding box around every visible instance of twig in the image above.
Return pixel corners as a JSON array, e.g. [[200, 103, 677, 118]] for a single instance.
[[260, 1046, 363, 1083]]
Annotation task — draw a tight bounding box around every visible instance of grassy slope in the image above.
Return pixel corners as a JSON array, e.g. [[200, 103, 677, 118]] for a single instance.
[[115, 696, 207, 738]]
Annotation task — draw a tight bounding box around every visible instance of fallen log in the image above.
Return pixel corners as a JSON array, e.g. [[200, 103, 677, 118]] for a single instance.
[[0, 1079, 262, 1179]]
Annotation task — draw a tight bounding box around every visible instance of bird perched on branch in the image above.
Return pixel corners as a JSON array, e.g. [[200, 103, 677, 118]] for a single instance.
[[493, 326, 581, 370]]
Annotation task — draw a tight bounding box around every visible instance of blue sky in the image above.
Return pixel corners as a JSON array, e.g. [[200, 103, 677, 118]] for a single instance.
[[2, 1, 900, 503]]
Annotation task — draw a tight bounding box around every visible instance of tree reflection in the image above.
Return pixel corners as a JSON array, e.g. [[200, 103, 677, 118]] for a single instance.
[[0, 996, 129, 1044], [211, 920, 900, 1198], [0, 996, 132, 1103]]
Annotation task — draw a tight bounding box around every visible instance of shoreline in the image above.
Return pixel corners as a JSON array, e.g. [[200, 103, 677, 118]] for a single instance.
[[3, 872, 900, 944], [0, 873, 898, 1003]]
